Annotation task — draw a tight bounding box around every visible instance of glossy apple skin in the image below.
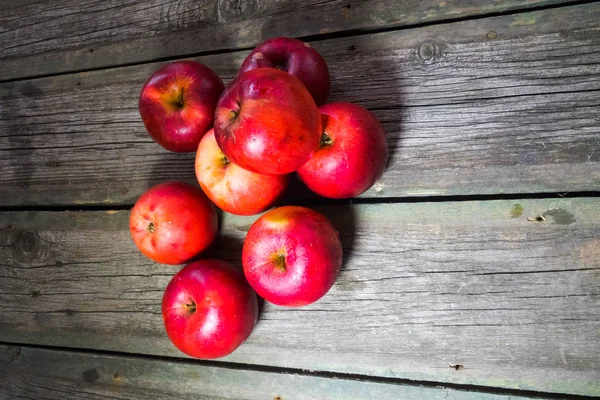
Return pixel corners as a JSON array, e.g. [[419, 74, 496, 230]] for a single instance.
[[129, 182, 218, 265], [162, 259, 258, 359], [214, 68, 321, 175], [139, 61, 224, 152], [242, 206, 342, 307], [195, 129, 289, 215], [239, 37, 330, 106], [298, 102, 388, 199]]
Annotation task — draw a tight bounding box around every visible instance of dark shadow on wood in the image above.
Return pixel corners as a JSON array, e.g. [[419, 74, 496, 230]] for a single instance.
[[146, 149, 197, 195], [316, 204, 357, 275]]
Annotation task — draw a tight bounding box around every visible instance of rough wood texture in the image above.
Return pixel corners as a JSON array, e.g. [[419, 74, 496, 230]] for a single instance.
[[0, 345, 544, 400], [1, 4, 599, 206], [0, 198, 598, 396], [0, 0, 576, 81]]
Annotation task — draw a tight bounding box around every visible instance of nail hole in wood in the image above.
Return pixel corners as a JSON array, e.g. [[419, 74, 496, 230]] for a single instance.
[[527, 215, 546, 222]]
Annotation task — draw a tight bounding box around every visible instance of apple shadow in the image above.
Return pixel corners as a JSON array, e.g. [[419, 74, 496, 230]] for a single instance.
[[275, 174, 314, 205], [314, 203, 357, 274], [146, 149, 197, 191], [317, 37, 405, 192], [204, 219, 268, 325], [363, 55, 404, 174]]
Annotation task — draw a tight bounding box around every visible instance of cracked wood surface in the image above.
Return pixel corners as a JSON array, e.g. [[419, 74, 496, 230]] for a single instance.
[[0, 198, 598, 396]]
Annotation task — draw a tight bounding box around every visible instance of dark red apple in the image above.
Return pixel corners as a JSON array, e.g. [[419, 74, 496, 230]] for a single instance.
[[214, 68, 321, 175], [242, 206, 343, 307], [239, 37, 330, 105], [139, 60, 224, 152], [129, 182, 218, 265], [162, 259, 258, 359], [298, 102, 388, 198], [195, 129, 289, 215]]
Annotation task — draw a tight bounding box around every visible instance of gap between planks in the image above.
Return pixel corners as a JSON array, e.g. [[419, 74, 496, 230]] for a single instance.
[[0, 191, 598, 213]]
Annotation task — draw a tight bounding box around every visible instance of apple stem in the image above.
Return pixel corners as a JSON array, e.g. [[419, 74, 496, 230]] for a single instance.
[[172, 88, 185, 110], [147, 222, 156, 233], [185, 300, 196, 314], [229, 101, 241, 121], [220, 154, 230, 166], [319, 132, 333, 148], [274, 253, 287, 272]]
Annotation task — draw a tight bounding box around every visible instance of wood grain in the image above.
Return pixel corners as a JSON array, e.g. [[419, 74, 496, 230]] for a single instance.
[[0, 198, 598, 395], [0, 0, 576, 81], [1, 3, 599, 206], [0, 345, 545, 400]]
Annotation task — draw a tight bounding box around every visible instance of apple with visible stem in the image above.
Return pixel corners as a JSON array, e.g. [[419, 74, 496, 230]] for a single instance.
[[195, 129, 289, 215], [139, 61, 224, 152], [214, 68, 321, 175], [239, 37, 330, 106], [129, 182, 218, 265], [162, 259, 258, 359], [298, 102, 388, 198], [242, 206, 343, 307]]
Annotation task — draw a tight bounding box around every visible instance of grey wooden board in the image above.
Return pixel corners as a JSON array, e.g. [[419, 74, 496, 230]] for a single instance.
[[0, 198, 599, 396], [0, 0, 577, 81], [0, 345, 551, 400], [1, 4, 599, 207]]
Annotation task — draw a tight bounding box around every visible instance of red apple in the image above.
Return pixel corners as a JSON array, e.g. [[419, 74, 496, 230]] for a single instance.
[[298, 102, 388, 198], [239, 37, 330, 105], [242, 206, 342, 307], [162, 259, 258, 359], [130, 182, 218, 265], [195, 129, 289, 215], [139, 61, 224, 152], [214, 68, 321, 175]]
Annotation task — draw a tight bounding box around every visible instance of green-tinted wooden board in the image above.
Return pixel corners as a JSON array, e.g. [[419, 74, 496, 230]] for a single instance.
[[1, 3, 599, 206], [0, 0, 577, 81], [1, 198, 598, 395], [0, 344, 551, 400]]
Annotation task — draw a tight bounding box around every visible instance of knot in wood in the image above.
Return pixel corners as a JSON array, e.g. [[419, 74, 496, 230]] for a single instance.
[[15, 231, 41, 262], [0, 346, 22, 363], [218, 0, 259, 23], [418, 43, 436, 62]]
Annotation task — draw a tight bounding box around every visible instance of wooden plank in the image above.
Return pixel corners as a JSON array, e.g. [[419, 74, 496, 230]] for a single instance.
[[0, 345, 539, 400], [0, 198, 598, 395], [0, 0, 576, 81], [1, 4, 599, 206]]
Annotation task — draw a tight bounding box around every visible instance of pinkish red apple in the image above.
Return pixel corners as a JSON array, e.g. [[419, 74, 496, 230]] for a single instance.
[[214, 68, 321, 175], [139, 61, 224, 152], [162, 259, 258, 359], [242, 206, 343, 307], [298, 102, 388, 198], [129, 182, 218, 265], [240, 37, 330, 105]]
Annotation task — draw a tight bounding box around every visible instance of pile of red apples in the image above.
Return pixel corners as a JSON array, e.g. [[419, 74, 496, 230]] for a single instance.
[[130, 37, 388, 359]]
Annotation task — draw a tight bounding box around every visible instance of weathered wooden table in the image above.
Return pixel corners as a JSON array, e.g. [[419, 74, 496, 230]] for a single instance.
[[1, 1, 599, 399]]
